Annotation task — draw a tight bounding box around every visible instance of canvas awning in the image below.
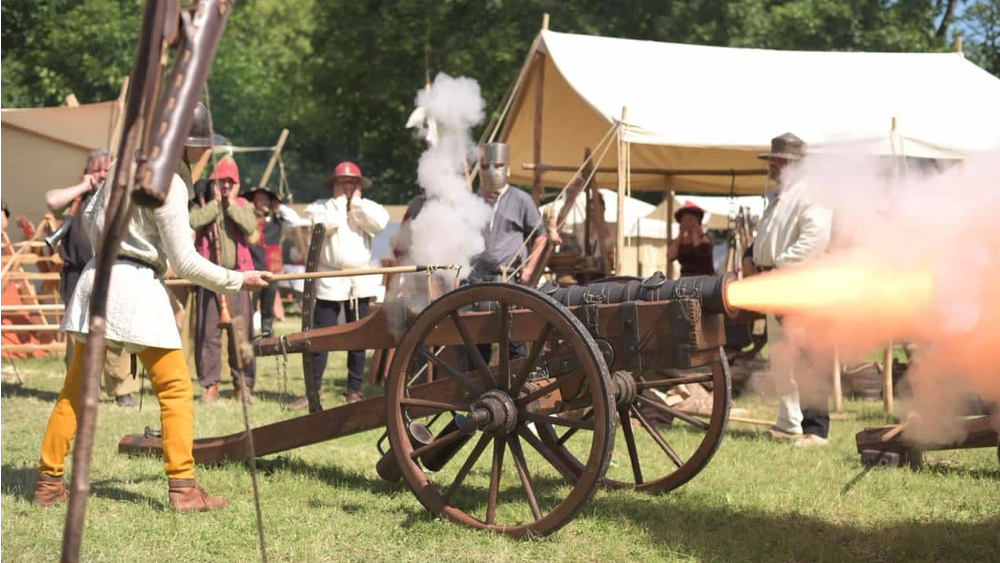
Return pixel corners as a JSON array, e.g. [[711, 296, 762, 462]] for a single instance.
[[501, 30, 1000, 195], [2, 102, 116, 236]]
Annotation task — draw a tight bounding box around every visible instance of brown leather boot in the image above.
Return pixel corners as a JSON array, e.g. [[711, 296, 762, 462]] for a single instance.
[[344, 389, 364, 404], [199, 383, 219, 404], [168, 479, 230, 512], [35, 473, 69, 507]]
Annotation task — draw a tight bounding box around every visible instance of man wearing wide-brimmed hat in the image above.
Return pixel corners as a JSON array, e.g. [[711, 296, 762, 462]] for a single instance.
[[749, 132, 833, 448], [243, 185, 304, 337], [297, 161, 388, 409]]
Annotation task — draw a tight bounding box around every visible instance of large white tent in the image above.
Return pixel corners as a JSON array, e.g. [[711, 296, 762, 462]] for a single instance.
[[501, 29, 1000, 195]]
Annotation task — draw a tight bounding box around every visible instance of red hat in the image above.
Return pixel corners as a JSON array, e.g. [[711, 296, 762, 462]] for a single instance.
[[208, 157, 240, 182], [325, 161, 372, 189], [674, 200, 706, 222]]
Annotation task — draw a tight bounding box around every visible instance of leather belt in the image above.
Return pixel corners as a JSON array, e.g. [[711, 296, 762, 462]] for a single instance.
[[117, 255, 158, 271]]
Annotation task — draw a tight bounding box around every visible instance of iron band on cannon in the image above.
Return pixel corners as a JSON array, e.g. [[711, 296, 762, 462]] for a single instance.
[[120, 270, 740, 537]]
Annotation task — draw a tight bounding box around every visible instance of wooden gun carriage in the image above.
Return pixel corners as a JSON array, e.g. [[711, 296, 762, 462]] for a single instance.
[[121, 254, 738, 537]]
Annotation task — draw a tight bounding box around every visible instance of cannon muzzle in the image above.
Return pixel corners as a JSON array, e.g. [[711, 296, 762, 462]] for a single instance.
[[543, 272, 737, 317]]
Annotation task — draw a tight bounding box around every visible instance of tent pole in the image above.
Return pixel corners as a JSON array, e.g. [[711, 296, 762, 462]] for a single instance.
[[665, 186, 675, 279], [531, 52, 546, 204], [615, 107, 627, 275]]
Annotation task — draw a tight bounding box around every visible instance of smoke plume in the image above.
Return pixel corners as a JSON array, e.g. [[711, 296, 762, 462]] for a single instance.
[[386, 73, 492, 333], [729, 148, 1000, 443]]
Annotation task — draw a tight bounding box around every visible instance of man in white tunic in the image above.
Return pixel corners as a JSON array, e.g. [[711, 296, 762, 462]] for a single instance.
[[749, 132, 833, 448], [290, 161, 388, 409], [34, 104, 272, 511]]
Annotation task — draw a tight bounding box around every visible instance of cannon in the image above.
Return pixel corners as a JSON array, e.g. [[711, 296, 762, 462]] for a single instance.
[[120, 269, 738, 538]]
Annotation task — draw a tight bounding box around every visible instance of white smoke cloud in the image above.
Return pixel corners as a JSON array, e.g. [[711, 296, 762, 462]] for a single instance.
[[386, 73, 492, 333], [408, 73, 491, 273], [768, 146, 1000, 443]]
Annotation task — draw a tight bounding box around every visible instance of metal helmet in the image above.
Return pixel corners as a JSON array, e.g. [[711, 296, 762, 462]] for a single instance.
[[186, 102, 227, 147], [481, 142, 510, 193]]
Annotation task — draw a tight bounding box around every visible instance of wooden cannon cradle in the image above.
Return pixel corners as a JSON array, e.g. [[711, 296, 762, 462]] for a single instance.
[[119, 277, 733, 538]]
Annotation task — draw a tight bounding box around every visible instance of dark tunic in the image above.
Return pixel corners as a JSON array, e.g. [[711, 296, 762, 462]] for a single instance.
[[677, 240, 715, 276]]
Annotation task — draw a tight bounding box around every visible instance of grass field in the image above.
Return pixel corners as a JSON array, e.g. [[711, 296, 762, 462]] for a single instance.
[[2, 320, 998, 563]]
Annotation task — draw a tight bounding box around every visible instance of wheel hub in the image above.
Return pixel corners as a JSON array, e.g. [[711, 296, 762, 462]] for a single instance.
[[465, 390, 518, 434], [612, 370, 638, 407]]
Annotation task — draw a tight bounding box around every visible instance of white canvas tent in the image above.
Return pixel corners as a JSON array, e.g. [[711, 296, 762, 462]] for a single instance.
[[500, 29, 1000, 196], [1, 102, 117, 241]]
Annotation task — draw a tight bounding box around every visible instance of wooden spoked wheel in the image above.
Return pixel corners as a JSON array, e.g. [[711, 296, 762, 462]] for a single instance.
[[385, 283, 616, 538], [537, 350, 731, 493]]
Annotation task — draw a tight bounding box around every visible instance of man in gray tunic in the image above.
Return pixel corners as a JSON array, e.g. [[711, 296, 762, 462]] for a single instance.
[[471, 142, 547, 284]]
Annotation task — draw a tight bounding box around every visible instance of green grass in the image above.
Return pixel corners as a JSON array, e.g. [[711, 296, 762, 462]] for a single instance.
[[2, 319, 998, 563]]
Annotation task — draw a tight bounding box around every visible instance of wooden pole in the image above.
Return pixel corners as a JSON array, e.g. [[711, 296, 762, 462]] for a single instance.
[[258, 128, 289, 189], [163, 264, 459, 286], [190, 147, 215, 181], [107, 77, 130, 151], [665, 188, 675, 279], [531, 53, 546, 205], [523, 163, 768, 177], [615, 107, 627, 275], [883, 343, 894, 414], [832, 348, 843, 412]]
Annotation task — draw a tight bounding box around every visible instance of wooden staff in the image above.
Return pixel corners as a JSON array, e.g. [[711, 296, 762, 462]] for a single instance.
[[162, 264, 459, 286], [198, 192, 232, 326]]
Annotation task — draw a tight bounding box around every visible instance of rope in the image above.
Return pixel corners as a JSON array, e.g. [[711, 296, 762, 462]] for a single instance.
[[500, 120, 619, 281]]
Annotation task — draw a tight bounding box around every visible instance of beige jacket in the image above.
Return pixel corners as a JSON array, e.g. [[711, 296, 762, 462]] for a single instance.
[[752, 177, 832, 269]]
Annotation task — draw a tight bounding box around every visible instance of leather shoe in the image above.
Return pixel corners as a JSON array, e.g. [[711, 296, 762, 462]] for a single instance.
[[199, 384, 219, 404], [764, 426, 802, 440], [34, 474, 69, 507], [794, 434, 829, 448], [168, 479, 230, 512], [344, 389, 364, 404], [289, 395, 311, 410]]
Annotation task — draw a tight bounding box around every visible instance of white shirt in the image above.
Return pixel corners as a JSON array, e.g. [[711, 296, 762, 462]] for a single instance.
[[305, 194, 389, 301], [752, 176, 832, 269]]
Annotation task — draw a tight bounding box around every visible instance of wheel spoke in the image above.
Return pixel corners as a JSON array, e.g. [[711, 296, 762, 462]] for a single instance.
[[510, 323, 554, 395], [518, 426, 578, 483], [635, 394, 709, 431], [521, 411, 594, 430], [443, 433, 491, 502], [485, 436, 505, 525], [618, 407, 644, 484], [557, 408, 593, 445], [450, 311, 497, 389], [631, 405, 684, 468], [637, 373, 713, 390], [506, 435, 542, 521], [498, 302, 511, 390], [515, 371, 583, 406], [418, 346, 483, 395], [409, 422, 476, 460], [399, 397, 471, 413]]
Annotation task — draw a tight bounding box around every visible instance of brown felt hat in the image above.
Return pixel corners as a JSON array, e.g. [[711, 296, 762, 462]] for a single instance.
[[758, 132, 806, 161]]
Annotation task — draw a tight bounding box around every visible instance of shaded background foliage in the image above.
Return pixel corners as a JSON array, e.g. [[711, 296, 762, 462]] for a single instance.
[[3, 0, 997, 204]]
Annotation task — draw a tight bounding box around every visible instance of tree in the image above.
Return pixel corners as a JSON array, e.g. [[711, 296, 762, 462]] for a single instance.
[[960, 0, 1000, 76]]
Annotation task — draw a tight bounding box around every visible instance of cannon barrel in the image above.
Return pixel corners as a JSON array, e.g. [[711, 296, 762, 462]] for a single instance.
[[542, 272, 736, 317]]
